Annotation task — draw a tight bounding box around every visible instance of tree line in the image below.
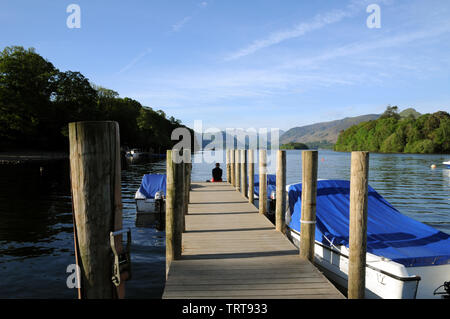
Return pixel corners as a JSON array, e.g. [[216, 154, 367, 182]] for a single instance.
[[334, 106, 450, 154], [0, 46, 192, 153], [280, 142, 309, 150]]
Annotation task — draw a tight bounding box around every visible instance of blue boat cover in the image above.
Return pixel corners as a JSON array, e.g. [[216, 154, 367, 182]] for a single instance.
[[137, 174, 166, 199], [253, 174, 276, 199], [287, 180, 450, 267]]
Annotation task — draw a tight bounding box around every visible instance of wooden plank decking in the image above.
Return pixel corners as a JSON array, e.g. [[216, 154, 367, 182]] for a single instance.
[[162, 182, 344, 299]]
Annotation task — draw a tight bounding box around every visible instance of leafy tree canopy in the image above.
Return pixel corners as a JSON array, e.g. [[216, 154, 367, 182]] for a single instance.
[[280, 142, 309, 150], [0, 46, 190, 152], [335, 106, 450, 154]]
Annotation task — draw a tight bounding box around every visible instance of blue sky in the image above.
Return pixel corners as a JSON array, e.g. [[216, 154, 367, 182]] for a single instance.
[[1, 0, 449, 131]]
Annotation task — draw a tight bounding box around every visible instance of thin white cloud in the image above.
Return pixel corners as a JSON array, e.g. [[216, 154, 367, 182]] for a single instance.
[[118, 48, 152, 74], [225, 9, 351, 61], [126, 67, 363, 110], [172, 16, 192, 32], [171, 1, 209, 33], [224, 0, 393, 61], [280, 24, 450, 70]]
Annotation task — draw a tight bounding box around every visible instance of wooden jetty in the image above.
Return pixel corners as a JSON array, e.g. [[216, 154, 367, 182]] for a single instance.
[[67, 121, 368, 299], [162, 180, 344, 299]]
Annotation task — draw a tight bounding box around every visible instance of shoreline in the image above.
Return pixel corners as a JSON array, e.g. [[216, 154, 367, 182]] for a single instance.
[[0, 151, 69, 165]]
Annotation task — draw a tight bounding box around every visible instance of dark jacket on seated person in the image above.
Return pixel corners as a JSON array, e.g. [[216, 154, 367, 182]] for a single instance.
[[212, 167, 222, 182]]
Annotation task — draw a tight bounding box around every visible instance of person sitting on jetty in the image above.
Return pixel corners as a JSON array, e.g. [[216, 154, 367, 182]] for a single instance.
[[211, 163, 223, 182]]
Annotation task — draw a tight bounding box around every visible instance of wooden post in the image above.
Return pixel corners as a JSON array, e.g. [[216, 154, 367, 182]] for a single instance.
[[276, 150, 286, 233], [299, 150, 318, 262], [248, 150, 255, 204], [69, 121, 124, 299], [235, 149, 241, 192], [166, 149, 183, 277], [182, 149, 191, 230], [188, 158, 192, 204], [259, 150, 267, 215], [240, 149, 247, 198], [226, 150, 230, 183], [230, 150, 235, 187], [348, 151, 369, 299]]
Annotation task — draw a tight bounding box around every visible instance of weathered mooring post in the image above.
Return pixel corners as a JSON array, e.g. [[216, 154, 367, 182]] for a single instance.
[[69, 121, 126, 299], [166, 149, 184, 278], [248, 150, 255, 204], [235, 149, 241, 192], [348, 151, 369, 299], [240, 149, 247, 198], [187, 153, 192, 205], [182, 149, 191, 232], [299, 150, 318, 262], [230, 149, 236, 187], [276, 150, 286, 233], [226, 149, 230, 183], [259, 150, 267, 215]]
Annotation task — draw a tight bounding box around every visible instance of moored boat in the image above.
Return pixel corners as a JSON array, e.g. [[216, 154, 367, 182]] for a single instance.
[[135, 174, 166, 228], [443, 161, 450, 169], [252, 174, 277, 218], [126, 148, 150, 161], [285, 179, 450, 299]]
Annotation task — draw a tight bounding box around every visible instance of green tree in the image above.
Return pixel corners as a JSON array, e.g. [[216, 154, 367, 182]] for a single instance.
[[335, 107, 449, 154], [380, 105, 400, 120], [0, 46, 58, 145], [0, 45, 193, 152], [54, 71, 99, 121]]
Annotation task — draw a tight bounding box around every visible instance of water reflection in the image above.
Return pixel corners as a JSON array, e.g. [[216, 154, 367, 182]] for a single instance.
[[0, 158, 167, 299]]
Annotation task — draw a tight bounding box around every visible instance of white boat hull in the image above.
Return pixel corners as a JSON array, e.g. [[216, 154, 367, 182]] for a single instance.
[[135, 198, 165, 227], [286, 227, 449, 299], [136, 198, 157, 213]]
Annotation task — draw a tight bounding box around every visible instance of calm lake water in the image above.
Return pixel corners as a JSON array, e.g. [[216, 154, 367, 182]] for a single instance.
[[0, 150, 448, 298]]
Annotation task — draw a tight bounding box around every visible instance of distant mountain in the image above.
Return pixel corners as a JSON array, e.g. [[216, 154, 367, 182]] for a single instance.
[[196, 128, 284, 149], [280, 114, 381, 145]]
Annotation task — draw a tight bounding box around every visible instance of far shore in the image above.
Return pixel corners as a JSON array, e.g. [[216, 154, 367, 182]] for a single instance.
[[0, 150, 69, 164]]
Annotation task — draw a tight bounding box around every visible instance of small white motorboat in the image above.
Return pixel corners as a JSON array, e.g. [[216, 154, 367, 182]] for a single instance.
[[284, 180, 450, 299], [443, 161, 450, 169], [135, 174, 166, 228], [126, 149, 150, 161]]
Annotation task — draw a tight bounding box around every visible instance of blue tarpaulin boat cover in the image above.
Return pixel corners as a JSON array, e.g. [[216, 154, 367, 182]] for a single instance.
[[138, 174, 166, 199], [253, 174, 276, 199], [287, 180, 450, 267]]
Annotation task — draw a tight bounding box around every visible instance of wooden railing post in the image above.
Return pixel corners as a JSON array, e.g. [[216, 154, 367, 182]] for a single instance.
[[248, 150, 255, 204], [348, 151, 369, 299], [299, 150, 318, 262], [69, 121, 124, 299], [276, 150, 286, 233], [235, 149, 241, 192], [166, 149, 183, 278], [226, 149, 230, 183], [188, 157, 192, 204], [182, 149, 191, 231], [259, 149, 267, 215], [230, 149, 235, 187], [240, 149, 247, 198]]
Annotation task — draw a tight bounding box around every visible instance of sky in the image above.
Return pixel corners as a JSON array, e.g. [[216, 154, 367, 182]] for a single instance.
[[1, 0, 449, 131]]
